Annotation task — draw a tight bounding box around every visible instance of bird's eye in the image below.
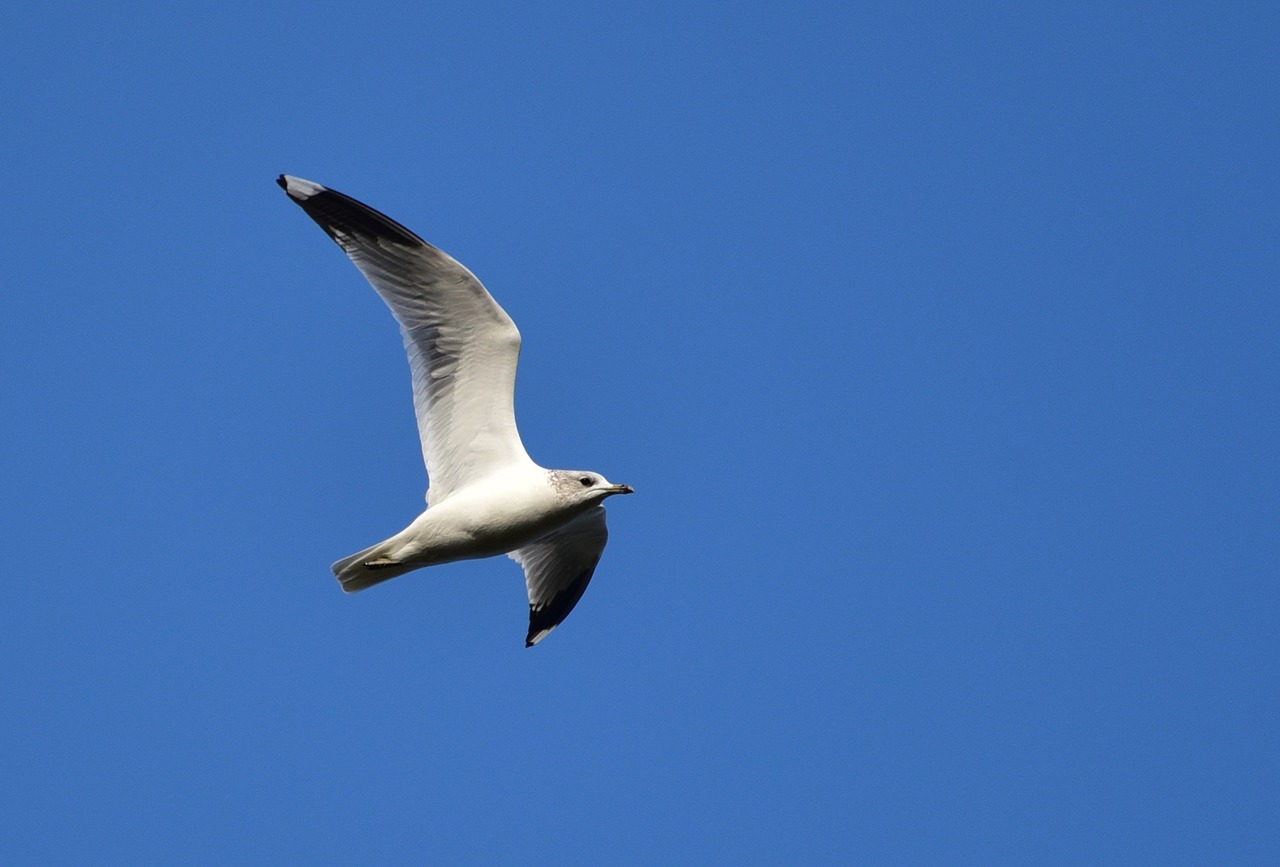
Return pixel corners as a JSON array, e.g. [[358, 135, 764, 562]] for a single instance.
[[579, 476, 594, 487]]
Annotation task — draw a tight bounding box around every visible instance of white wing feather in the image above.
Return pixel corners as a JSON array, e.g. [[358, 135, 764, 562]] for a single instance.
[[279, 175, 534, 504]]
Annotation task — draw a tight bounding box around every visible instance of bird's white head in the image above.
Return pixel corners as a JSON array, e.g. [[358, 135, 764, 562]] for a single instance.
[[548, 470, 635, 507]]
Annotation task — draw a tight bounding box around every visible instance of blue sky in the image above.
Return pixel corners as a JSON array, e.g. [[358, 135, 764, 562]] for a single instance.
[[3, 2, 1277, 863]]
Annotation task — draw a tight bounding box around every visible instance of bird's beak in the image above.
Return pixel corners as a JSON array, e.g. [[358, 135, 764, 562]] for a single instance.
[[609, 484, 635, 495]]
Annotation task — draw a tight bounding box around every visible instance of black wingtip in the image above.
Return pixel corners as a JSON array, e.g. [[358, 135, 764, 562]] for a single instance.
[[524, 566, 596, 648], [277, 177, 425, 247], [525, 623, 544, 647]]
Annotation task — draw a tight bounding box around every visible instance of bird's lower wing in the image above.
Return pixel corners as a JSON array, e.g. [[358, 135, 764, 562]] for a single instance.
[[509, 506, 610, 646]]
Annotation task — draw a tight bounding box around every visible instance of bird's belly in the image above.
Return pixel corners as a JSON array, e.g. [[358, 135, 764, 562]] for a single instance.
[[403, 485, 569, 564]]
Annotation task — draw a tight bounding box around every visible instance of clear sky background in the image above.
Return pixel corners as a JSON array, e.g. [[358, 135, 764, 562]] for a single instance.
[[3, 2, 1277, 863]]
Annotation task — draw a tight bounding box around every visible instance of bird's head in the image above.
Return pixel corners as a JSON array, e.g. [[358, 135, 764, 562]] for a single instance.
[[549, 470, 635, 506]]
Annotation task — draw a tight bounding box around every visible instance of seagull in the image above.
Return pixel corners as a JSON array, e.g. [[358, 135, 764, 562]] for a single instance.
[[278, 175, 633, 646]]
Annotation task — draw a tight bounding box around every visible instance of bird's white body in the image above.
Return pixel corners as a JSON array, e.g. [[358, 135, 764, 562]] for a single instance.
[[342, 468, 594, 577]]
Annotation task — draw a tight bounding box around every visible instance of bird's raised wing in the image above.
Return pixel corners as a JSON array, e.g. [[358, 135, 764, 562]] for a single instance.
[[279, 175, 534, 504], [510, 506, 610, 646]]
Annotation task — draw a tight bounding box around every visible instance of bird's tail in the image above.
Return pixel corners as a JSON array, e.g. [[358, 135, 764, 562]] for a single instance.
[[331, 539, 422, 593]]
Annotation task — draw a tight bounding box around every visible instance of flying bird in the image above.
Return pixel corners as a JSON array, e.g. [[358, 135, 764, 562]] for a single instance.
[[278, 175, 633, 646]]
